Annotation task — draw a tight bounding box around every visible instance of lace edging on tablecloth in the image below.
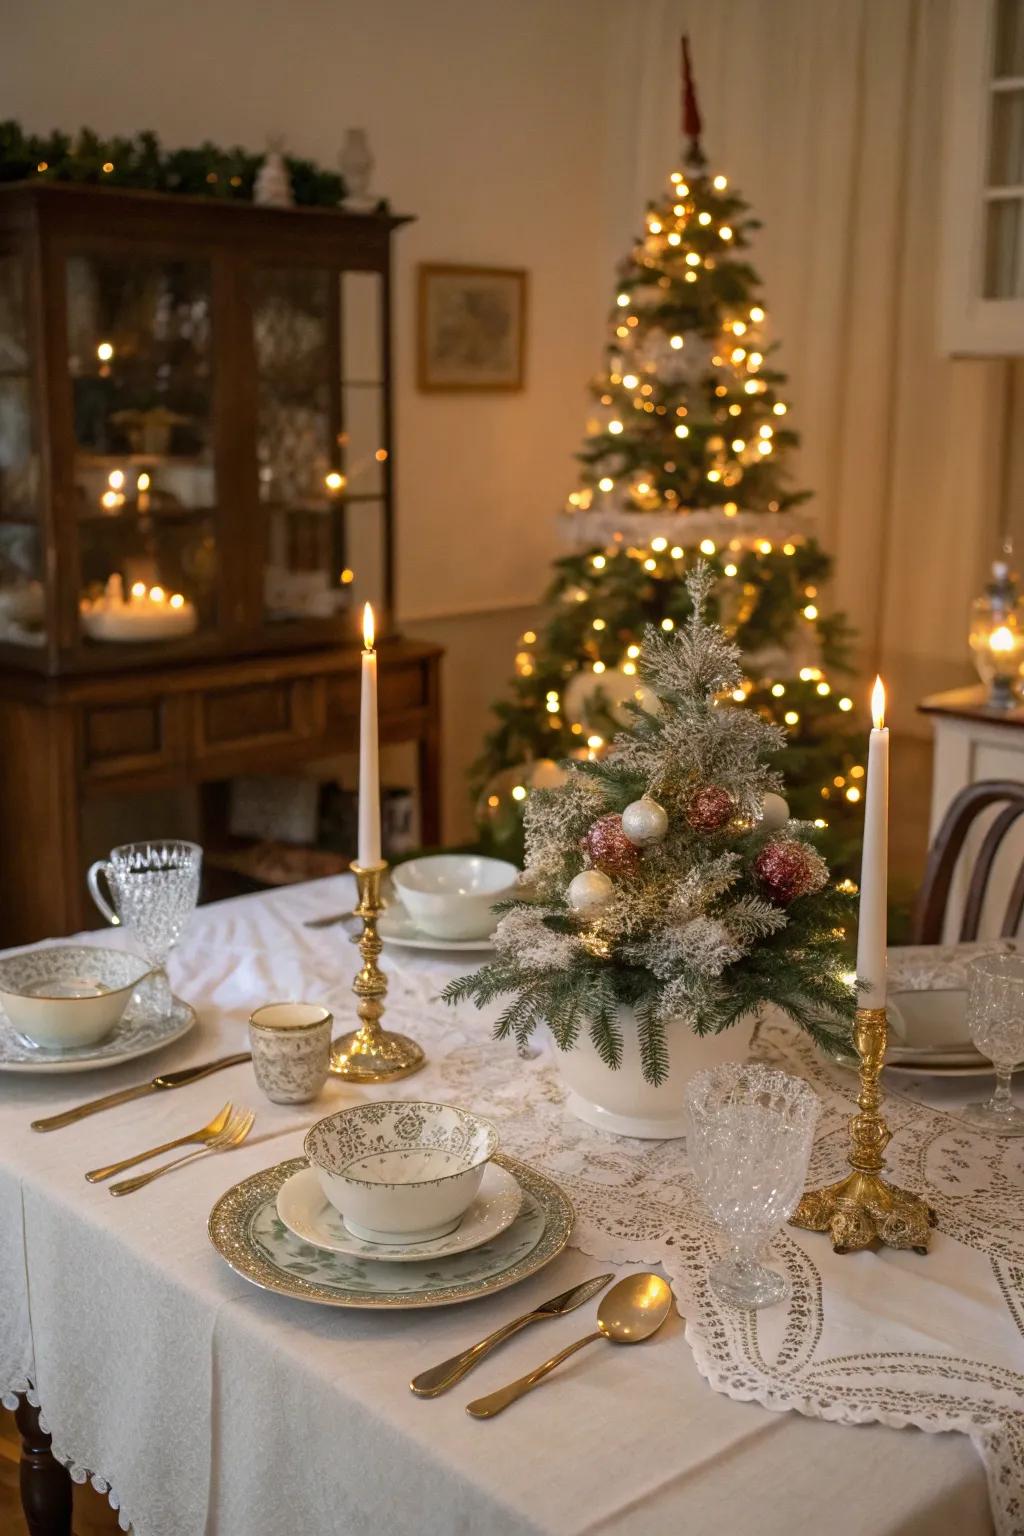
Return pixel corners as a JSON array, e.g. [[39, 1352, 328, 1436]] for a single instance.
[[1, 1379, 133, 1532]]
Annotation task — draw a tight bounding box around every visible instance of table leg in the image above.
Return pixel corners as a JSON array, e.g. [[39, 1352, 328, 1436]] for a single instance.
[[14, 1395, 72, 1536]]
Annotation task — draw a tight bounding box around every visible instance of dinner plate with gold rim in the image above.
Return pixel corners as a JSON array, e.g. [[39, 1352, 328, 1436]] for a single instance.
[[209, 1152, 573, 1309], [886, 1059, 1021, 1080], [0, 993, 196, 1073]]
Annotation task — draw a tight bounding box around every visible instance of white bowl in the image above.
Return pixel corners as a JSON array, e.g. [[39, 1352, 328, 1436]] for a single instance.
[[0, 945, 152, 1049], [303, 1101, 499, 1243], [391, 855, 518, 940]]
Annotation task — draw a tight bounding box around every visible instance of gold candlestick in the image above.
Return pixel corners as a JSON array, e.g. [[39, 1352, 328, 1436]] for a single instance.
[[790, 1006, 936, 1254], [329, 861, 426, 1083]]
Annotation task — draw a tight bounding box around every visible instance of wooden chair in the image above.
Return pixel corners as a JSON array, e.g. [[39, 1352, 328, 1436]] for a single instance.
[[912, 779, 1024, 943]]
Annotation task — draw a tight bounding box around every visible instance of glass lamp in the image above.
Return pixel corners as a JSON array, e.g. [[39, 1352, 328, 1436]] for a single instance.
[[970, 561, 1024, 709]]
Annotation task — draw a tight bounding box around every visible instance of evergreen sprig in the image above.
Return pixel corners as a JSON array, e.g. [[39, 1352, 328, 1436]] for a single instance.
[[0, 120, 348, 208], [446, 563, 858, 1083]]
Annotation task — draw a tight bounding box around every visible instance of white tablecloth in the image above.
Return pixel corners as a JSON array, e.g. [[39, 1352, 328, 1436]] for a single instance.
[[0, 879, 1012, 1536]]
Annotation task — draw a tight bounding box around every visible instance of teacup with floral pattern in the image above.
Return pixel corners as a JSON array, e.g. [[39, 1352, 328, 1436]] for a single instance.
[[249, 1003, 332, 1105]]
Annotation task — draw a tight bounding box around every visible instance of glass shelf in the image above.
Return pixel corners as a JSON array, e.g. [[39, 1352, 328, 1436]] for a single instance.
[[67, 252, 217, 646], [257, 265, 388, 626]]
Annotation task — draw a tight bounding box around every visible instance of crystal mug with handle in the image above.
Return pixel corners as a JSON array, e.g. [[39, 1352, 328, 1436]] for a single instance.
[[87, 840, 202, 1014]]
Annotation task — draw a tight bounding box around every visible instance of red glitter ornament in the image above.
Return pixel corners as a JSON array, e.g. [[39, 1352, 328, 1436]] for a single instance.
[[754, 838, 826, 905], [582, 813, 642, 878], [686, 785, 735, 833]]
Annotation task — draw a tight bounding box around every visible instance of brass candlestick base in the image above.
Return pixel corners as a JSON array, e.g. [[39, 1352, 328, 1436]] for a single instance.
[[791, 1006, 936, 1254], [329, 860, 426, 1084]]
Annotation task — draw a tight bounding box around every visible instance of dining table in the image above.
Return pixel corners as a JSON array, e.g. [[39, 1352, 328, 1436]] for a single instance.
[[0, 875, 1020, 1536]]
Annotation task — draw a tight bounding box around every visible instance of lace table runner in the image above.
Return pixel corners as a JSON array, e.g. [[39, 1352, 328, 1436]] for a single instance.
[[417, 951, 1024, 1536]]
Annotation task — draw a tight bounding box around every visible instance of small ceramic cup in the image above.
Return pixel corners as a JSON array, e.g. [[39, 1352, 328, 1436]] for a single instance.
[[248, 1002, 332, 1104]]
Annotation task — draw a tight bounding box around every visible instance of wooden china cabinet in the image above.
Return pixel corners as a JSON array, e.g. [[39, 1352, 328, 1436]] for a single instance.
[[0, 183, 441, 945]]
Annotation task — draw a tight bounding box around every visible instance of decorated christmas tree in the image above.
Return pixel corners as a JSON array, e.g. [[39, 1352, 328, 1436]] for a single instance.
[[474, 41, 863, 872], [447, 563, 856, 1083]]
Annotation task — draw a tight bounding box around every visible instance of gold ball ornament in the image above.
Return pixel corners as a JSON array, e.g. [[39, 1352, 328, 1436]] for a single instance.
[[760, 792, 790, 831], [621, 795, 669, 846], [567, 868, 614, 916]]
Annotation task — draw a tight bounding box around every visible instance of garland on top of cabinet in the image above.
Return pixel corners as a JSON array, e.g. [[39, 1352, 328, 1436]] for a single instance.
[[0, 121, 348, 208]]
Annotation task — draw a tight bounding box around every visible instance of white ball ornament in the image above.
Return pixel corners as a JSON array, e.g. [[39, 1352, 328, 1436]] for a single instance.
[[567, 869, 614, 916], [761, 792, 790, 831], [621, 795, 669, 847]]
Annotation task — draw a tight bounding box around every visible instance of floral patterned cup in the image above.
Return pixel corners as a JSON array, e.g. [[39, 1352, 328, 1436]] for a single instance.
[[249, 1003, 332, 1104]]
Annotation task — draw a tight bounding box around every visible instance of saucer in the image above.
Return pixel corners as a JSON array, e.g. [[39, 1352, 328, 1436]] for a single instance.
[[379, 905, 494, 953], [276, 1160, 522, 1261], [0, 991, 195, 1073]]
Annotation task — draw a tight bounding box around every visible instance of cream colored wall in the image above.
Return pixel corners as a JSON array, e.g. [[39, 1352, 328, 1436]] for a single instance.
[[0, 0, 611, 841]]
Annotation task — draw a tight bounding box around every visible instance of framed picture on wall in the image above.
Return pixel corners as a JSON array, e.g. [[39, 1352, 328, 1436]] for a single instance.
[[417, 263, 527, 391]]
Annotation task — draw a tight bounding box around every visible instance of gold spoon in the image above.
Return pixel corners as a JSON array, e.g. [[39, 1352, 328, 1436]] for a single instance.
[[465, 1272, 674, 1419]]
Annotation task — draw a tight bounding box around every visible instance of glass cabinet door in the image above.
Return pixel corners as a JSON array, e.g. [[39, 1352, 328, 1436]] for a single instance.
[[340, 270, 388, 618], [254, 264, 388, 629], [68, 253, 217, 648], [0, 250, 44, 648]]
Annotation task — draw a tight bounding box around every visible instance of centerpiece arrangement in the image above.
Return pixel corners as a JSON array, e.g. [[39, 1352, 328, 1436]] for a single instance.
[[445, 562, 857, 1136]]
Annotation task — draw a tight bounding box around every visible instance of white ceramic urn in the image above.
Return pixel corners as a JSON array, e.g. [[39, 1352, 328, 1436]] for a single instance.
[[554, 1007, 757, 1139]]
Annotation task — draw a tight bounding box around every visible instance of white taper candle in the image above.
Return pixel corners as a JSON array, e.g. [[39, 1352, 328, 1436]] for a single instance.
[[856, 676, 889, 1009], [357, 602, 381, 866]]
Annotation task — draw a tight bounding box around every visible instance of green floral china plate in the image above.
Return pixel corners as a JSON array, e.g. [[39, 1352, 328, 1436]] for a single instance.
[[209, 1153, 574, 1309]]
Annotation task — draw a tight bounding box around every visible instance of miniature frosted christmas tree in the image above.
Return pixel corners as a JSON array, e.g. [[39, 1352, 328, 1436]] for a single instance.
[[254, 136, 293, 208], [474, 39, 862, 873], [447, 562, 855, 1084]]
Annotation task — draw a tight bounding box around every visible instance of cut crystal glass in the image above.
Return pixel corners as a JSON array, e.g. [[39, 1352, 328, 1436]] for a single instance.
[[685, 1062, 819, 1308]]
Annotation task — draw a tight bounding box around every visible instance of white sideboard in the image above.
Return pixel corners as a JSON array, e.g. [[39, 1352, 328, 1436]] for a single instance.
[[920, 686, 1024, 940]]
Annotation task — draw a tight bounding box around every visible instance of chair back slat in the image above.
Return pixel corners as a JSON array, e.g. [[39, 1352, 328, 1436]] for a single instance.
[[959, 802, 1024, 940], [912, 780, 1024, 945], [1001, 857, 1024, 938]]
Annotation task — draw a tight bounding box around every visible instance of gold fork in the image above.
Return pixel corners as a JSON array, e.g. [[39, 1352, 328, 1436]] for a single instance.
[[108, 1108, 255, 1196], [86, 1102, 235, 1183]]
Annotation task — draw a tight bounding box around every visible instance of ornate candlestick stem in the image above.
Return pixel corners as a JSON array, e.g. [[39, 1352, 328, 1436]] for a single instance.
[[790, 1006, 935, 1253], [329, 861, 425, 1083]]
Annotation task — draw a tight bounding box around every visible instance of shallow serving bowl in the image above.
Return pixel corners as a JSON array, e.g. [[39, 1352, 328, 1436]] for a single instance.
[[0, 945, 152, 1049], [391, 854, 518, 940], [304, 1101, 499, 1243]]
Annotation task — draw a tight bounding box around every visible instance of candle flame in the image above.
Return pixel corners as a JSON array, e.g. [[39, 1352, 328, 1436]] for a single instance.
[[990, 624, 1016, 655], [871, 675, 886, 730], [362, 602, 375, 650]]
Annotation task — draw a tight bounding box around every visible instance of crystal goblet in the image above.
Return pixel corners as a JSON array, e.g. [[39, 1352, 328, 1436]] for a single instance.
[[685, 1063, 819, 1309], [964, 953, 1024, 1135], [86, 840, 202, 1015]]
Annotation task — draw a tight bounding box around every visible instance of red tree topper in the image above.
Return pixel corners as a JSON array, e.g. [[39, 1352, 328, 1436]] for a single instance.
[[681, 36, 704, 162]]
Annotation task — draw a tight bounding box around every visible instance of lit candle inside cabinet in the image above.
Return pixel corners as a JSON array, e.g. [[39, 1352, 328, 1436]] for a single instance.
[[357, 602, 381, 865], [79, 578, 197, 642], [855, 677, 889, 1009]]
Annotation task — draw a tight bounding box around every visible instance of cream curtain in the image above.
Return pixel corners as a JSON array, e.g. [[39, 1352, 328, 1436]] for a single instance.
[[604, 0, 1009, 733]]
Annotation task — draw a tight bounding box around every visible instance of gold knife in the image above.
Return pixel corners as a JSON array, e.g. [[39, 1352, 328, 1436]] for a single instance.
[[30, 1052, 253, 1132], [409, 1273, 614, 1397]]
